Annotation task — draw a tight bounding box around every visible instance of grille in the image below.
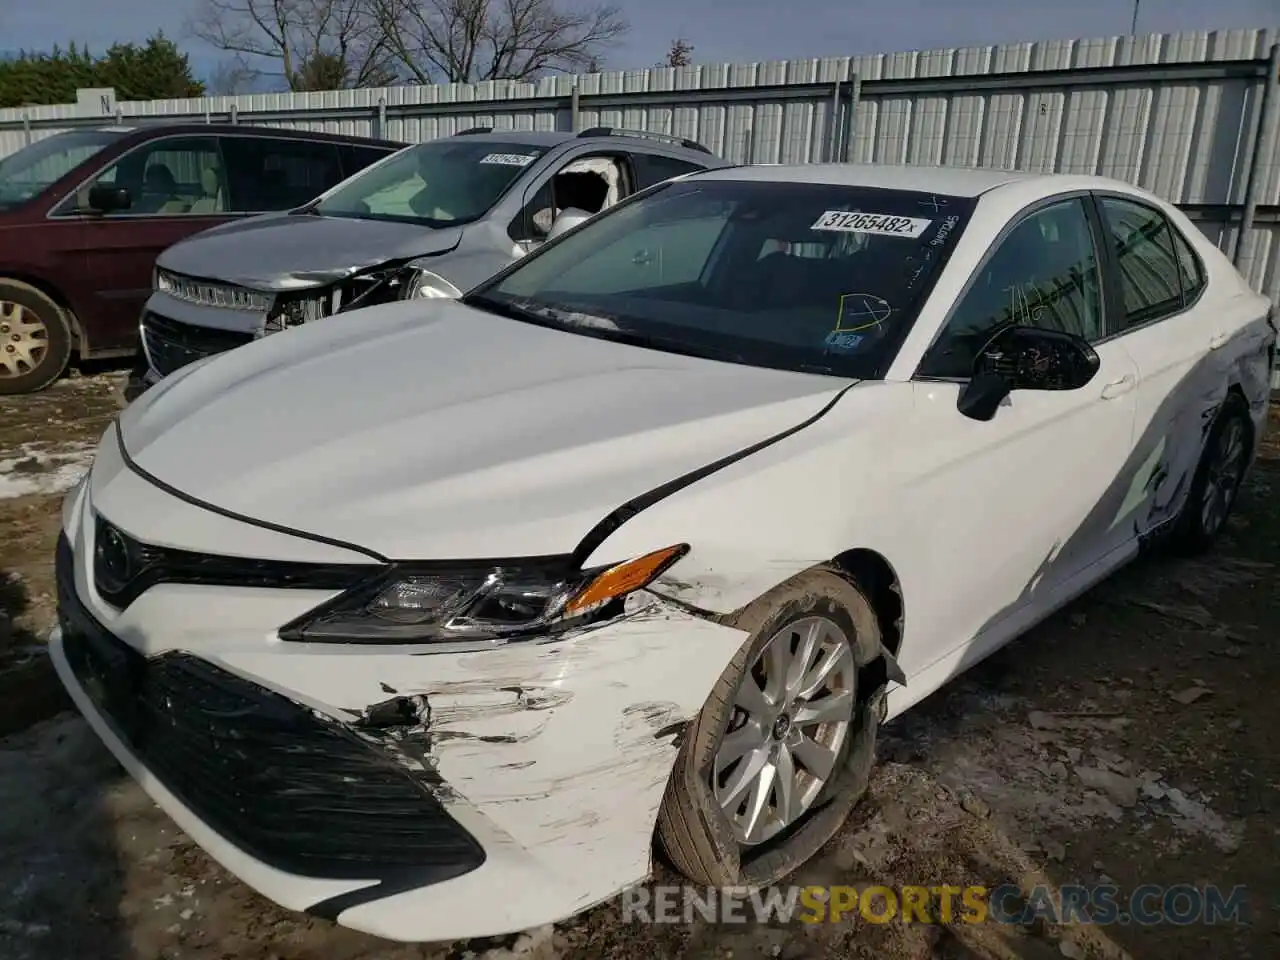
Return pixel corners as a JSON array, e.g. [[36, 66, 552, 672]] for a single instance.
[[155, 269, 273, 312], [92, 513, 374, 609], [141, 312, 255, 377], [57, 535, 485, 883]]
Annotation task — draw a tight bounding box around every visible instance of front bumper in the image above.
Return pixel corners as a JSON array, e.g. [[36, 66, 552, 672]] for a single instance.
[[55, 463, 748, 942], [140, 292, 260, 380]]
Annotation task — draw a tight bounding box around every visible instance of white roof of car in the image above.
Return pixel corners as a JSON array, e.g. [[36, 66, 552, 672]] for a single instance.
[[698, 162, 1106, 198]]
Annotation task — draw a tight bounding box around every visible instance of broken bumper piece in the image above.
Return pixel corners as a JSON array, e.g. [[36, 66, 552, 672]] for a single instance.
[[51, 531, 749, 942]]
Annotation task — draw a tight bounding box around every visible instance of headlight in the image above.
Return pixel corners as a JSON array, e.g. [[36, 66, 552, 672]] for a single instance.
[[279, 544, 688, 644], [402, 268, 462, 300]]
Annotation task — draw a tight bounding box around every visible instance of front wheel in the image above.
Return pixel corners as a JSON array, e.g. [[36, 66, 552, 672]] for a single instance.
[[1174, 394, 1251, 554], [656, 568, 886, 888], [0, 280, 73, 395]]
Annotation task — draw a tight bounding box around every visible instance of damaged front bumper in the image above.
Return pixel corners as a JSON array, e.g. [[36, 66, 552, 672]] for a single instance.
[[52, 488, 749, 942]]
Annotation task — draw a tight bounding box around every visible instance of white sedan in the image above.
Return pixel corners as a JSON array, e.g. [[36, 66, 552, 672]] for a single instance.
[[52, 163, 1274, 942]]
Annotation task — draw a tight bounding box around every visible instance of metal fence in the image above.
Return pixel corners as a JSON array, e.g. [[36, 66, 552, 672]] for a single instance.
[[1, 27, 1278, 309]]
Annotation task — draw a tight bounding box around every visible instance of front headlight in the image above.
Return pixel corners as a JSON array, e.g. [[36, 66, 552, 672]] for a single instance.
[[279, 544, 688, 644], [402, 268, 462, 300]]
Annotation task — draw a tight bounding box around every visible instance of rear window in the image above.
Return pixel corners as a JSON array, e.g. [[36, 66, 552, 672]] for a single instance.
[[473, 178, 977, 378], [0, 129, 125, 210]]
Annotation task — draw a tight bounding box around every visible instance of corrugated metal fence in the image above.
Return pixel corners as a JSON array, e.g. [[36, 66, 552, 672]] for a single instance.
[[1, 28, 1278, 308]]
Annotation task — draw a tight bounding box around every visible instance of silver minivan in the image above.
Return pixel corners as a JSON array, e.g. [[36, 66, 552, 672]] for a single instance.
[[136, 127, 728, 390]]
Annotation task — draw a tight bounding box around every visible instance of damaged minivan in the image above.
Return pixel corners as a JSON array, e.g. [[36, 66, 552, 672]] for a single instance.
[[136, 127, 727, 390]]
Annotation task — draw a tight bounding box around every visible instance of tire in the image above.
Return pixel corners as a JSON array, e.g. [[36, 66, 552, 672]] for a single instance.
[[1173, 393, 1251, 554], [656, 567, 887, 888], [0, 279, 73, 396]]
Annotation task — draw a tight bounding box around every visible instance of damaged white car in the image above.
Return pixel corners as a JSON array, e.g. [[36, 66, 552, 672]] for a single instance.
[[53, 163, 1274, 942]]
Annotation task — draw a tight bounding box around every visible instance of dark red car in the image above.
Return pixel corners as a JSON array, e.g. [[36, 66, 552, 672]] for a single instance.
[[0, 123, 402, 394]]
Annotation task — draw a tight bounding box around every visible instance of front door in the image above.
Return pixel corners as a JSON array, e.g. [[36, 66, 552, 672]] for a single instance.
[[63, 135, 234, 352], [903, 195, 1140, 673]]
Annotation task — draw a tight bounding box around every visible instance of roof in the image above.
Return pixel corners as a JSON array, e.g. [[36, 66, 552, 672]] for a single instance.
[[83, 122, 402, 147], [696, 162, 1040, 197], [446, 127, 716, 158]]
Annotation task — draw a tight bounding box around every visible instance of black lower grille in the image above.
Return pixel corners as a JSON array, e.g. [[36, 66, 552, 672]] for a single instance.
[[142, 312, 254, 377], [56, 535, 485, 884]]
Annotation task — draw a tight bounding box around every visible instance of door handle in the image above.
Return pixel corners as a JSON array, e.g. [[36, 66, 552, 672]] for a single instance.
[[1208, 332, 1229, 351], [1100, 374, 1136, 399]]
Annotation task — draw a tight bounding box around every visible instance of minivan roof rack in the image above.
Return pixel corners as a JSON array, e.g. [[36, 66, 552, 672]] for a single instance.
[[576, 126, 712, 155], [454, 126, 495, 135]]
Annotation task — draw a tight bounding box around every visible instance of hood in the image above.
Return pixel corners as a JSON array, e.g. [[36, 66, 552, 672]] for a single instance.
[[117, 301, 850, 559], [156, 213, 464, 291]]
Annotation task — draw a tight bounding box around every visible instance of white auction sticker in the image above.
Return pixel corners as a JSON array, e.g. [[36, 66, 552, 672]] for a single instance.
[[811, 210, 932, 238], [479, 153, 537, 166]]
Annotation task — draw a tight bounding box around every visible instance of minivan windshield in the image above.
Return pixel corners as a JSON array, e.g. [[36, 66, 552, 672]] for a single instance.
[[468, 177, 976, 378], [0, 129, 126, 210], [312, 139, 548, 227]]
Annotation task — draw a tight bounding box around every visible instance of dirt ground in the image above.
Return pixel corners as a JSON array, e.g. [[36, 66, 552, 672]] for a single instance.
[[1, 372, 1277, 960]]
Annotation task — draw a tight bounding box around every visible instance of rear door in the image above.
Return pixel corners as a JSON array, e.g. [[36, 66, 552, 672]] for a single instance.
[[338, 143, 398, 180], [219, 136, 345, 213], [58, 135, 234, 352], [1090, 193, 1227, 540], [629, 151, 708, 189]]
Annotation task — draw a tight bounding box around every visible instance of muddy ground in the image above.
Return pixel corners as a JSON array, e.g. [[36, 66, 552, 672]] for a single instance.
[[0, 372, 1276, 960]]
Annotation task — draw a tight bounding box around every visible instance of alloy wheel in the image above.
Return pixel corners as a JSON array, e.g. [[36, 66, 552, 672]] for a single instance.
[[0, 300, 49, 379], [712, 616, 857, 846], [1201, 417, 1246, 537]]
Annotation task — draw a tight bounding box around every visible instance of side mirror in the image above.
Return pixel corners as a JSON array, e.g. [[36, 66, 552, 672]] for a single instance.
[[957, 325, 1100, 422], [87, 185, 132, 214], [547, 207, 593, 240]]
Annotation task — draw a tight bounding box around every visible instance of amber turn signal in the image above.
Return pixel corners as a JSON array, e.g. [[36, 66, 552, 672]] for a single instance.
[[564, 544, 689, 616]]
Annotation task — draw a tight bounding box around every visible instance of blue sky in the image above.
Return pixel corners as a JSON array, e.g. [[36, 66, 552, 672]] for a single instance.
[[4, 0, 1277, 88]]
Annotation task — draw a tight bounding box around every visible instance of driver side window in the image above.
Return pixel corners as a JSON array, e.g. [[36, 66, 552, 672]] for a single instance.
[[64, 136, 225, 217], [508, 154, 629, 245], [917, 198, 1104, 380]]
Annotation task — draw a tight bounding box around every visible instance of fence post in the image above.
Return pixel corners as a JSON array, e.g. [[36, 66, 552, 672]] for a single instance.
[[570, 79, 580, 133], [1234, 42, 1280, 270], [230, 104, 239, 125], [827, 79, 842, 163], [22, 112, 31, 146], [845, 73, 861, 162], [376, 97, 387, 139]]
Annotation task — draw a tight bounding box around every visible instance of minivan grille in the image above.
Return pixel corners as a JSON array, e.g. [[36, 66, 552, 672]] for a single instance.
[[141, 312, 254, 377]]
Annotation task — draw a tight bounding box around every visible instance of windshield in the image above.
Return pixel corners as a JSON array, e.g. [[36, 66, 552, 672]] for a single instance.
[[0, 129, 126, 211], [468, 178, 977, 378], [312, 139, 548, 226]]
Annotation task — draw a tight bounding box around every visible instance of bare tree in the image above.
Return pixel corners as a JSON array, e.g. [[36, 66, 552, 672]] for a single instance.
[[187, 0, 397, 90], [207, 57, 258, 94], [373, 0, 628, 84], [660, 37, 693, 68]]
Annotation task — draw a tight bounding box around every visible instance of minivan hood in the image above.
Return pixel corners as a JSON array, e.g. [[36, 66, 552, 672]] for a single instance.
[[156, 214, 464, 291], [117, 300, 850, 559]]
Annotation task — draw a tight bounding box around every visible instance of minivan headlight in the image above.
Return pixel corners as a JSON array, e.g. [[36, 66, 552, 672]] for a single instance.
[[402, 268, 462, 300], [279, 544, 688, 644]]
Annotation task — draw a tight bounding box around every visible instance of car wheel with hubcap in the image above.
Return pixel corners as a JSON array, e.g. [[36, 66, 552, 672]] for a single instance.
[[0, 279, 73, 396], [656, 567, 888, 888], [1175, 394, 1251, 554]]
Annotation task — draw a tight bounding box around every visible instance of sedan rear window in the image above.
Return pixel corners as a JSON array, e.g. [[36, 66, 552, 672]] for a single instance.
[[471, 178, 976, 378]]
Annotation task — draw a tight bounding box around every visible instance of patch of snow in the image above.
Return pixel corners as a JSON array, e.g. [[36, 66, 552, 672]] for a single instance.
[[0, 441, 95, 500]]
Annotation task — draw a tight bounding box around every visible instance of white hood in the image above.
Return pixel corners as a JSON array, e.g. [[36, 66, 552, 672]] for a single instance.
[[117, 300, 850, 559]]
